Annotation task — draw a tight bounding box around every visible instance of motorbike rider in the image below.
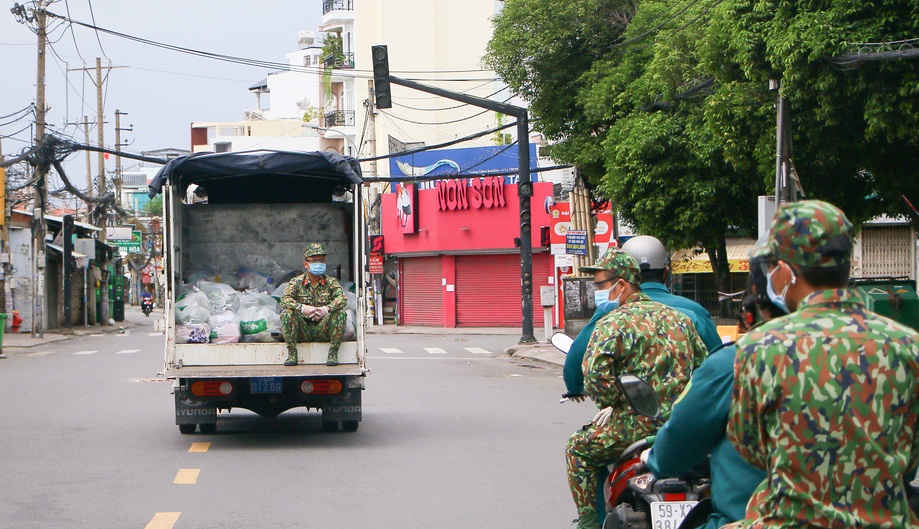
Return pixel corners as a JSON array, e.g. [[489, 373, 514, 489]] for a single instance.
[[620, 235, 722, 351], [141, 290, 153, 311], [727, 200, 919, 527], [564, 237, 721, 402], [640, 235, 779, 529], [566, 248, 707, 529]]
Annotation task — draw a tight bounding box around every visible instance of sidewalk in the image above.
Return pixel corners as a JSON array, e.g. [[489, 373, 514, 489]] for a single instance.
[[367, 323, 565, 367], [1, 304, 155, 353]]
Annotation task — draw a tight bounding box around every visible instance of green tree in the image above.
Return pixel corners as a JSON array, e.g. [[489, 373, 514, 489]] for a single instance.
[[144, 196, 162, 216]]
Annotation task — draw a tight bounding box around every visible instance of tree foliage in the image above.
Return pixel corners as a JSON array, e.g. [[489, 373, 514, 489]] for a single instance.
[[487, 0, 919, 314]]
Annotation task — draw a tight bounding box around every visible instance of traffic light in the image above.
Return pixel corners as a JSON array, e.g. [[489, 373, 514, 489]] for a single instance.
[[371, 45, 392, 109], [540, 226, 551, 247]]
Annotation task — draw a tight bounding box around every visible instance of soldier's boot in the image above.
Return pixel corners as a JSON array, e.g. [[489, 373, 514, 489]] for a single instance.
[[576, 513, 601, 529], [283, 346, 298, 366], [326, 346, 339, 367]]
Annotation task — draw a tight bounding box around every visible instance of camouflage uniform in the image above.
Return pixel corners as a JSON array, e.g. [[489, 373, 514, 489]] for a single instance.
[[566, 249, 707, 526], [280, 244, 348, 365], [727, 200, 919, 528]]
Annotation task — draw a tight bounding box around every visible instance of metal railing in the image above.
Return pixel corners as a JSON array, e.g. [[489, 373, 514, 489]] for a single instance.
[[324, 110, 356, 128], [323, 0, 353, 14], [323, 52, 355, 69]]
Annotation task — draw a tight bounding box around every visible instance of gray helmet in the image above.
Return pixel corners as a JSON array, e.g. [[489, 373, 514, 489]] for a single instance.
[[621, 235, 670, 271]]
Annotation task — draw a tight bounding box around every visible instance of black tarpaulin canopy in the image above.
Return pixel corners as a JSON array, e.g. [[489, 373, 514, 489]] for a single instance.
[[147, 150, 362, 204]]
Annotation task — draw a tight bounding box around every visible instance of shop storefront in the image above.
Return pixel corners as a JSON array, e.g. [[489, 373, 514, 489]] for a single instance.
[[381, 176, 555, 328]]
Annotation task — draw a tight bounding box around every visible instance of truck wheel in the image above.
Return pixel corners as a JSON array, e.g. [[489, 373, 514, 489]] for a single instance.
[[179, 424, 196, 434], [199, 423, 217, 434], [342, 421, 359, 432], [321, 420, 339, 432]]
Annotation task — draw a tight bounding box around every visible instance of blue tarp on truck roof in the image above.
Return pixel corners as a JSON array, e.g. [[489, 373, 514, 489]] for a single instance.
[[147, 150, 362, 204]]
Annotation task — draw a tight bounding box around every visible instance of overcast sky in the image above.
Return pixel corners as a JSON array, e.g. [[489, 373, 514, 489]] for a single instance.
[[1, 0, 321, 176]]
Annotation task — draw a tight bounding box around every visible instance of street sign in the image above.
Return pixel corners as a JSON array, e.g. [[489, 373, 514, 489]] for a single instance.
[[111, 230, 143, 254], [369, 252, 384, 275], [565, 229, 588, 256]]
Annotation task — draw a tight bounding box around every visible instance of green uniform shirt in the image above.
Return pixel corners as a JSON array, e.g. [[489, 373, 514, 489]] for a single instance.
[[584, 293, 707, 414], [280, 273, 347, 313], [729, 288, 919, 528], [641, 282, 722, 352], [646, 343, 765, 529]]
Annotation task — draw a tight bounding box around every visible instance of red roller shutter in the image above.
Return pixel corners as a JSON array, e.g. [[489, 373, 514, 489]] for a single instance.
[[455, 253, 552, 327], [401, 257, 443, 326]]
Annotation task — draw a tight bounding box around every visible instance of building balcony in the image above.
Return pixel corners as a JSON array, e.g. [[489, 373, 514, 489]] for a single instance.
[[323, 0, 352, 14], [324, 110, 356, 128], [323, 51, 355, 69]]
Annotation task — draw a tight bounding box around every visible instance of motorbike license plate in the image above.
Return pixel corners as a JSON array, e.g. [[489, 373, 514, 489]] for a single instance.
[[650, 501, 697, 529], [250, 377, 283, 394]]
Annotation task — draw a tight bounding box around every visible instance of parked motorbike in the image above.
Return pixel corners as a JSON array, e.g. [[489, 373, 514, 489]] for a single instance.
[[141, 298, 153, 317]]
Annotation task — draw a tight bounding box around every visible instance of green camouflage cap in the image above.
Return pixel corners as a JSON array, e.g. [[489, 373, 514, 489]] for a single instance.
[[767, 200, 853, 268], [750, 231, 774, 261], [303, 243, 326, 259], [578, 247, 641, 284]]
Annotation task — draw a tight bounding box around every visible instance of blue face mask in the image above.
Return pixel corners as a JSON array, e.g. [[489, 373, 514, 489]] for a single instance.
[[594, 281, 622, 311], [766, 266, 792, 314], [308, 262, 327, 275]]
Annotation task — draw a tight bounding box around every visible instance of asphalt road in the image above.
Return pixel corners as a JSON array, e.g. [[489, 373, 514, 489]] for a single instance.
[[0, 320, 590, 528]]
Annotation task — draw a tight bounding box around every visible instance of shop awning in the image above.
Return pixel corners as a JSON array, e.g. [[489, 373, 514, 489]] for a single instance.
[[671, 239, 755, 274]]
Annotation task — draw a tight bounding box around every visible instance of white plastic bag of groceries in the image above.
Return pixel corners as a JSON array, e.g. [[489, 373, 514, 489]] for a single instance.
[[175, 287, 213, 313], [236, 306, 281, 343], [176, 323, 210, 344], [197, 281, 240, 313], [237, 290, 279, 312], [209, 322, 241, 344], [176, 304, 211, 325]]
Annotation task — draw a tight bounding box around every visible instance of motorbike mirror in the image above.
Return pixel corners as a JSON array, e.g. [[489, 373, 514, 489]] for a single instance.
[[550, 332, 574, 354], [618, 374, 660, 419]]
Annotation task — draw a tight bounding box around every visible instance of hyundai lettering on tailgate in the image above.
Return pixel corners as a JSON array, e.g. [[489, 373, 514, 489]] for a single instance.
[[250, 377, 283, 394]]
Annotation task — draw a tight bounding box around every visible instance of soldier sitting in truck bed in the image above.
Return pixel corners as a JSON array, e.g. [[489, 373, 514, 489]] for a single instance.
[[279, 243, 348, 366]]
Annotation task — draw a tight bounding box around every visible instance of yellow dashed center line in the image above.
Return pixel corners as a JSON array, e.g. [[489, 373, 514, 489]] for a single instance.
[[174, 468, 200, 485], [189, 442, 210, 453], [145, 512, 181, 528]]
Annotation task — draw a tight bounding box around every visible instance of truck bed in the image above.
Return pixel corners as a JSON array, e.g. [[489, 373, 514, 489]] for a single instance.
[[165, 363, 365, 378]]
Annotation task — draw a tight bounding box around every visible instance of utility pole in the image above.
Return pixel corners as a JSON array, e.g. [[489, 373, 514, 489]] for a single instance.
[[771, 79, 794, 204], [114, 109, 132, 220], [13, 1, 52, 338]]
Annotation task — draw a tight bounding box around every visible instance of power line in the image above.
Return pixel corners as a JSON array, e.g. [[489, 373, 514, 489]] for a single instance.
[[46, 10, 502, 83], [85, 0, 109, 60], [358, 121, 517, 162], [62, 0, 84, 61], [0, 104, 35, 121]]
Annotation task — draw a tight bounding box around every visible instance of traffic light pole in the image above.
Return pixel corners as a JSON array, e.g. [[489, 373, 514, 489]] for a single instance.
[[385, 74, 537, 343]]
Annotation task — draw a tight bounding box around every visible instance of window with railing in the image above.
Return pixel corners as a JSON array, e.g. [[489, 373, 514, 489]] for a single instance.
[[323, 0, 353, 14], [324, 110, 355, 128]]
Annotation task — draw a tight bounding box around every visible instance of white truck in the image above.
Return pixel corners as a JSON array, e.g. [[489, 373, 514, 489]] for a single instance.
[[148, 150, 367, 434]]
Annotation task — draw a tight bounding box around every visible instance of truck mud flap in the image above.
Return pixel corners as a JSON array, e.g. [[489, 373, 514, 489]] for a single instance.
[[321, 389, 362, 422], [175, 392, 217, 425]]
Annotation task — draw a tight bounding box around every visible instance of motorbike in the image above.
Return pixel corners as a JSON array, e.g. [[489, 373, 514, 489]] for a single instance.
[[550, 333, 711, 529], [141, 297, 153, 317]]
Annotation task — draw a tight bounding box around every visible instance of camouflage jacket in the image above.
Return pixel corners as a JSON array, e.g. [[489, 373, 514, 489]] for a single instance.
[[280, 273, 347, 314], [583, 293, 707, 414], [728, 288, 919, 528]]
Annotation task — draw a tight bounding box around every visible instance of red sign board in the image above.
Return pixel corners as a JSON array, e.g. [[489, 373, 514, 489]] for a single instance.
[[369, 234, 384, 254], [369, 252, 384, 275]]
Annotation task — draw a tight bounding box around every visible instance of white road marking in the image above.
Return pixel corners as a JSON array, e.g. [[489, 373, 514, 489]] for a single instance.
[[116, 349, 140, 354], [148, 332, 163, 336], [424, 347, 448, 355], [464, 347, 492, 355], [73, 350, 98, 355], [380, 347, 404, 354]]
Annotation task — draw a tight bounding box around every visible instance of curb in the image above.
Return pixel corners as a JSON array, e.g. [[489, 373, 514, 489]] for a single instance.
[[504, 343, 566, 368]]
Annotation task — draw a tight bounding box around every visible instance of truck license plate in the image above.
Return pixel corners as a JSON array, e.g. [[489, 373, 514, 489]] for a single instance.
[[250, 377, 283, 394], [650, 501, 697, 529]]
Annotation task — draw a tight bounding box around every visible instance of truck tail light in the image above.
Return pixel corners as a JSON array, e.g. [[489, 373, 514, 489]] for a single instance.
[[191, 381, 233, 396], [300, 379, 342, 395]]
